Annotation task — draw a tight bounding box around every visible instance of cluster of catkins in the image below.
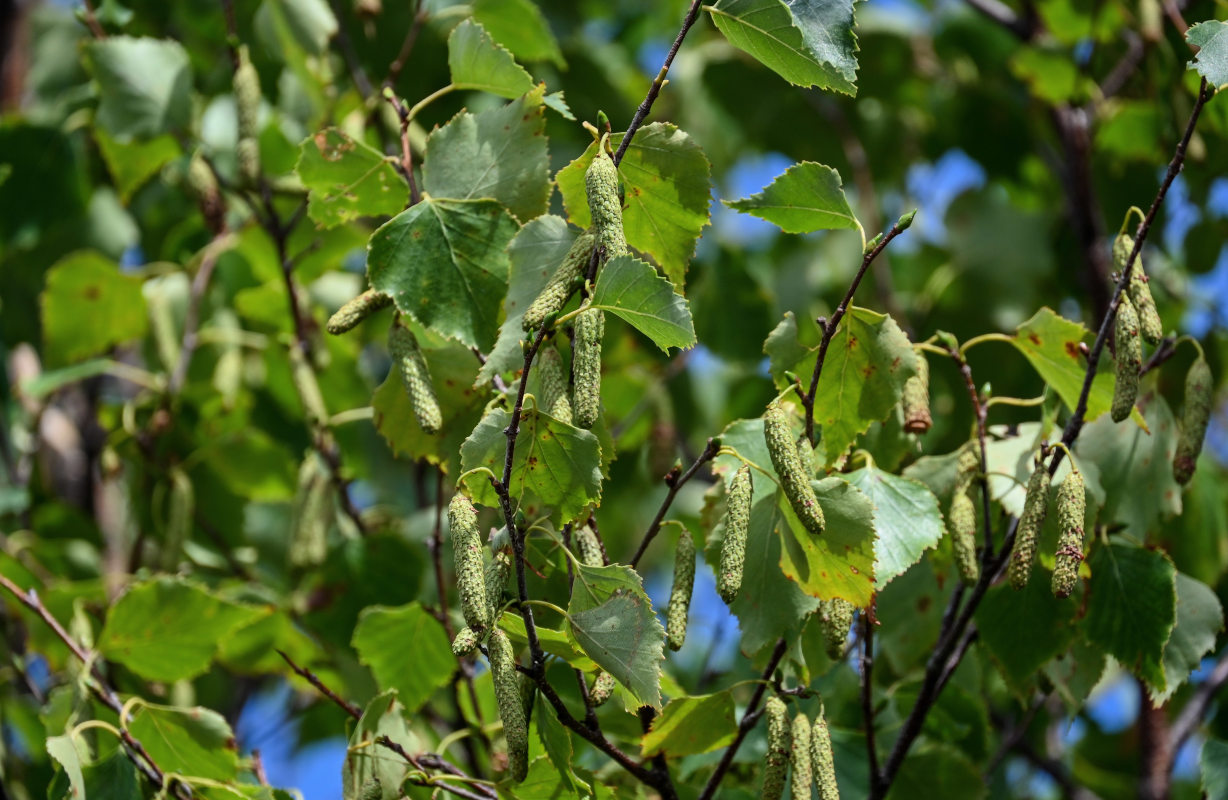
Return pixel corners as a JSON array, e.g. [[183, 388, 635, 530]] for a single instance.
[[1006, 455, 1088, 599], [1109, 233, 1212, 485], [761, 696, 840, 800]]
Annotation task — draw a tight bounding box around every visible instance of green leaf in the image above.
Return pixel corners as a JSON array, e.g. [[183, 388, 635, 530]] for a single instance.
[[533, 694, 575, 791], [296, 128, 406, 228], [708, 0, 858, 94], [500, 615, 597, 671], [975, 575, 1079, 693], [888, 744, 985, 800], [725, 161, 859, 234], [372, 336, 486, 475], [473, 0, 564, 67], [640, 691, 737, 757], [422, 87, 550, 223], [76, 752, 141, 800], [367, 197, 518, 349], [568, 563, 665, 708], [1009, 47, 1089, 104], [447, 19, 535, 99], [1075, 394, 1182, 538], [261, 0, 337, 55], [342, 691, 413, 800], [777, 475, 877, 607], [46, 735, 86, 799], [1153, 573, 1224, 703], [352, 603, 455, 714], [556, 123, 711, 287], [86, 36, 192, 140], [711, 417, 820, 654], [41, 251, 148, 367], [1203, 739, 1228, 800], [847, 467, 945, 590], [1008, 307, 1146, 428], [1085, 543, 1176, 692], [590, 254, 696, 352], [480, 216, 581, 383], [808, 307, 916, 464], [95, 129, 179, 202], [1187, 20, 1228, 89], [459, 406, 602, 522], [127, 702, 239, 781], [98, 577, 265, 682]]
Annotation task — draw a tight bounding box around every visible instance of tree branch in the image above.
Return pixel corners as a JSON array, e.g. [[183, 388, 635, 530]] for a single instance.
[[861, 611, 880, 784], [629, 436, 720, 568], [1168, 649, 1228, 760]]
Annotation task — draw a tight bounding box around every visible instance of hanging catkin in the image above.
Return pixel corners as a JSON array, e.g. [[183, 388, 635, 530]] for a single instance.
[[718, 465, 752, 604], [1173, 355, 1213, 485], [389, 323, 442, 434], [761, 696, 791, 800], [1009, 460, 1051, 590], [1111, 294, 1141, 423], [449, 493, 489, 632], [327, 289, 392, 335], [666, 529, 695, 651], [1051, 470, 1086, 599], [764, 403, 825, 536], [487, 629, 528, 783]]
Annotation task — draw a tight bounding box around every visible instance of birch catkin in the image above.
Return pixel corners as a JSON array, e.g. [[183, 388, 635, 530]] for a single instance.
[[586, 140, 628, 262], [574, 523, 604, 567], [1112, 294, 1141, 423], [950, 490, 979, 586], [389, 323, 442, 434], [290, 451, 332, 568], [718, 465, 752, 604], [233, 45, 261, 186], [790, 713, 813, 800], [451, 626, 478, 657], [449, 493, 489, 632], [1115, 233, 1163, 345], [537, 345, 572, 424], [1052, 470, 1086, 599], [902, 353, 933, 434], [666, 529, 695, 651], [487, 629, 528, 783], [1009, 460, 1051, 590], [812, 707, 840, 800], [327, 289, 392, 335], [820, 598, 854, 660], [572, 306, 604, 429], [589, 670, 616, 707], [764, 403, 825, 536], [521, 228, 597, 332], [1173, 355, 1213, 485], [485, 549, 512, 622], [762, 697, 791, 800]]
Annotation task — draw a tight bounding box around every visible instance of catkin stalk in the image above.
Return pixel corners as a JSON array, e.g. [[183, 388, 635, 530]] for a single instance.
[[820, 598, 854, 660], [790, 713, 813, 800], [1112, 294, 1142, 423], [762, 697, 791, 800], [1009, 461, 1051, 590], [537, 345, 573, 424], [521, 229, 597, 332], [950, 490, 979, 586], [764, 403, 825, 536], [449, 494, 489, 632], [718, 465, 752, 604], [812, 708, 840, 800], [487, 630, 528, 783], [327, 289, 392, 335], [389, 323, 442, 434], [1173, 356, 1213, 485], [1115, 233, 1163, 345], [572, 307, 604, 429], [902, 353, 933, 434], [666, 529, 695, 651], [1052, 471, 1086, 599]]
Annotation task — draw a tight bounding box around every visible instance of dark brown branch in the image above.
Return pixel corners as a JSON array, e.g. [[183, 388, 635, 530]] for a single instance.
[[962, 0, 1035, 39], [803, 217, 913, 442], [698, 637, 789, 800], [861, 611, 880, 783], [168, 230, 229, 395], [387, 1, 427, 86], [1139, 335, 1179, 378], [612, 0, 704, 166], [1168, 649, 1228, 760], [629, 437, 720, 568], [277, 649, 363, 719]]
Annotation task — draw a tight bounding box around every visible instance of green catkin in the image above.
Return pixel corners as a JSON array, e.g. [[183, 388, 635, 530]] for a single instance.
[[289, 343, 328, 426], [1009, 461, 1052, 590], [290, 452, 332, 567], [358, 777, 381, 800], [950, 490, 980, 586], [485, 549, 513, 622], [574, 524, 604, 567], [666, 529, 696, 651], [953, 442, 980, 494], [571, 307, 604, 429], [819, 598, 854, 660], [187, 150, 224, 233], [517, 672, 536, 722], [521, 229, 597, 333], [161, 467, 194, 572], [451, 627, 478, 657], [762, 697, 791, 800], [487, 630, 528, 783], [327, 289, 392, 335], [790, 713, 813, 800], [389, 323, 443, 434], [902, 353, 933, 434], [1173, 356, 1213, 485], [234, 46, 262, 186], [718, 465, 753, 604], [585, 143, 628, 262], [589, 671, 616, 707], [1115, 233, 1163, 345], [537, 345, 573, 423], [764, 403, 826, 536], [812, 709, 839, 800], [449, 493, 490, 632], [1112, 294, 1142, 423], [796, 435, 816, 477], [1052, 470, 1086, 599]]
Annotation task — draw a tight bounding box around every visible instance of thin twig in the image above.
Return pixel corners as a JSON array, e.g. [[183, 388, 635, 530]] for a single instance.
[[277, 649, 363, 719], [698, 637, 789, 800], [1168, 649, 1228, 760], [946, 345, 995, 561], [804, 218, 913, 442], [387, 1, 428, 86], [79, 0, 106, 38], [861, 611, 880, 785], [629, 437, 720, 568]]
